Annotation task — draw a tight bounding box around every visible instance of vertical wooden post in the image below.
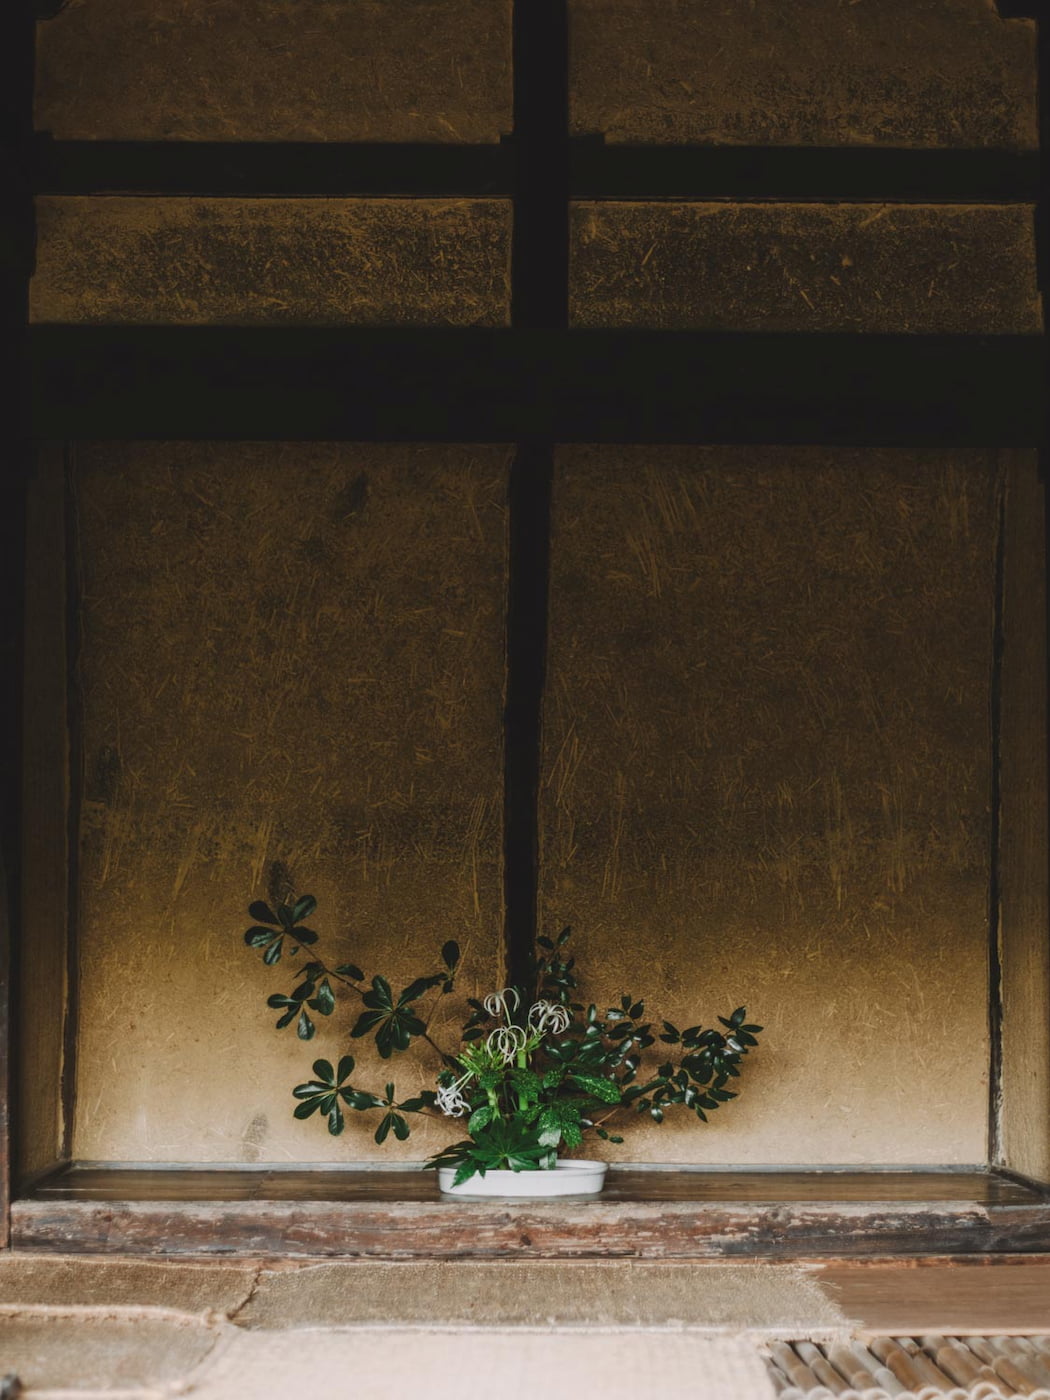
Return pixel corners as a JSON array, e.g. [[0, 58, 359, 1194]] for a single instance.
[[997, 452, 1050, 1181], [0, 462, 29, 1242], [1, 0, 36, 1239], [503, 0, 568, 991]]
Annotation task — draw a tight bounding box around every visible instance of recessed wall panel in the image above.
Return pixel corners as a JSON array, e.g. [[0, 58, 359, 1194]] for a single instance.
[[541, 446, 997, 1165], [72, 443, 509, 1163], [570, 204, 1040, 334], [570, 0, 1037, 149], [36, 0, 512, 143], [32, 199, 511, 327]]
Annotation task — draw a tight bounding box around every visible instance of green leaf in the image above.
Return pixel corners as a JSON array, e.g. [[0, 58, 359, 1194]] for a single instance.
[[262, 938, 283, 966], [312, 1059, 335, 1084], [468, 1105, 493, 1135], [335, 963, 365, 981], [350, 1009, 386, 1038], [343, 1090, 382, 1110], [327, 1102, 344, 1136], [375, 1113, 393, 1144], [245, 927, 276, 947], [248, 901, 278, 925], [569, 1073, 621, 1104], [441, 940, 460, 969], [398, 975, 443, 1005], [294, 927, 319, 946], [371, 975, 393, 1007], [336, 1054, 355, 1084], [277, 903, 295, 930], [297, 1009, 315, 1040], [561, 1119, 583, 1149], [537, 1117, 561, 1149], [291, 894, 317, 924], [392, 1113, 410, 1141], [293, 1100, 321, 1119], [312, 979, 336, 1016], [730, 1007, 746, 1027], [506, 1154, 541, 1173], [293, 1081, 328, 1098]]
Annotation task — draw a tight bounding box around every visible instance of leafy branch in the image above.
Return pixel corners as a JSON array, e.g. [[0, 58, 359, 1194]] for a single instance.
[[246, 896, 460, 1063], [243, 895, 763, 1180]]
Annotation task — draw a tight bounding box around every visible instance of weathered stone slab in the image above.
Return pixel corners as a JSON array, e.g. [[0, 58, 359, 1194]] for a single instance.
[[32, 198, 511, 326], [36, 0, 512, 143], [570, 202, 1040, 332], [540, 445, 1000, 1165], [0, 1313, 220, 1390], [0, 1254, 255, 1313], [72, 442, 509, 1163], [238, 1259, 845, 1330], [570, 0, 1038, 149]]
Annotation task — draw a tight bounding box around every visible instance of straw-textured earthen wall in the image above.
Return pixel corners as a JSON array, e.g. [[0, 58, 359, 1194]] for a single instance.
[[70, 443, 509, 1162], [540, 447, 999, 1164]]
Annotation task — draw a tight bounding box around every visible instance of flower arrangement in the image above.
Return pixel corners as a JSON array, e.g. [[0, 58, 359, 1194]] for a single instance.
[[244, 894, 762, 1186]]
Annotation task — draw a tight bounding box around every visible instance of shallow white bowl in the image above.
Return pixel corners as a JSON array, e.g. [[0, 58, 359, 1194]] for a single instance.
[[437, 1159, 608, 1198]]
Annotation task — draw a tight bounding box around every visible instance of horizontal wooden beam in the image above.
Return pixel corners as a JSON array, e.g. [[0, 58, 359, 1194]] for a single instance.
[[33, 138, 1042, 203], [29, 328, 1044, 446], [570, 142, 1041, 203], [33, 138, 515, 198]]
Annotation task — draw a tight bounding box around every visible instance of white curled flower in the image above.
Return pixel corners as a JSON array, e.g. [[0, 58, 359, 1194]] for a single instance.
[[436, 1078, 472, 1117], [527, 1000, 571, 1036], [483, 987, 521, 1021], [486, 1024, 528, 1065]]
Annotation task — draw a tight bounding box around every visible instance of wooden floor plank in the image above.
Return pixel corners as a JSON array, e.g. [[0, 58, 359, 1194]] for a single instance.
[[813, 1259, 1050, 1335]]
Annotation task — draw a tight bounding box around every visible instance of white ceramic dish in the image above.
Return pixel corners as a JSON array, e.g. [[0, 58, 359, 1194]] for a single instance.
[[437, 1159, 608, 1198]]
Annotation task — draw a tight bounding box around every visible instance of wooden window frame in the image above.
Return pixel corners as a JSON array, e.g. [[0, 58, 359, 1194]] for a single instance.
[[1, 0, 1047, 1257]]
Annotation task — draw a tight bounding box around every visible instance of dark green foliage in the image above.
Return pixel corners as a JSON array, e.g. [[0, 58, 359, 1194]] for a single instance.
[[244, 897, 762, 1183], [427, 1119, 557, 1187], [244, 896, 319, 966], [349, 973, 447, 1058]]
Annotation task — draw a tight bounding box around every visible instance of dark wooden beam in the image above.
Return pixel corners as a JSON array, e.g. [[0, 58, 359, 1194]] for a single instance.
[[570, 141, 1040, 203], [504, 447, 552, 993], [989, 482, 1008, 1163], [0, 0, 36, 1246], [33, 138, 515, 197], [32, 138, 1041, 205], [28, 328, 1044, 446], [503, 0, 567, 991]]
